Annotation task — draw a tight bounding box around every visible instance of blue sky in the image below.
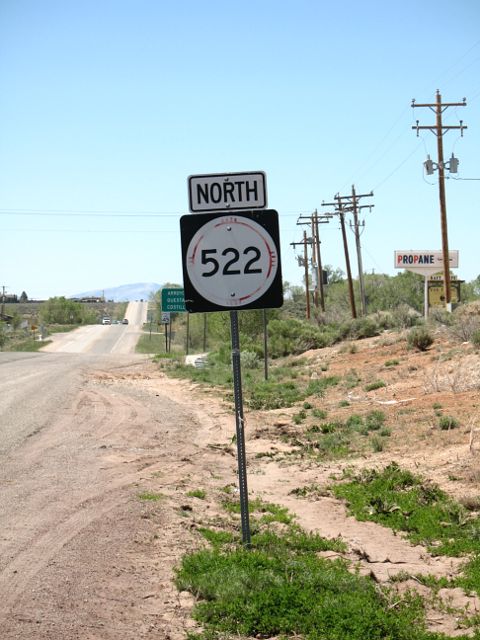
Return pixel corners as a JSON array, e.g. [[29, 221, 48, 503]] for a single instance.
[[1, 0, 479, 299]]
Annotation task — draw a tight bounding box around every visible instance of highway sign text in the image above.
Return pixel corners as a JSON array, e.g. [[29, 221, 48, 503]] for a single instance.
[[188, 172, 267, 212], [394, 250, 459, 269], [161, 288, 186, 312]]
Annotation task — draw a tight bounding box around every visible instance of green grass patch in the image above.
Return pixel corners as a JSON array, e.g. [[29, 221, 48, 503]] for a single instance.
[[187, 489, 207, 499], [289, 411, 390, 461], [10, 338, 52, 352], [385, 359, 400, 367], [364, 380, 387, 392], [175, 520, 456, 640], [332, 462, 480, 561], [136, 331, 170, 354], [138, 491, 164, 501], [222, 497, 293, 525]]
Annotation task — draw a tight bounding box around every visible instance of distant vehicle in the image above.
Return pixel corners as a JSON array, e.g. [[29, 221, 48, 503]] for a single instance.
[[102, 316, 111, 325], [122, 318, 129, 324]]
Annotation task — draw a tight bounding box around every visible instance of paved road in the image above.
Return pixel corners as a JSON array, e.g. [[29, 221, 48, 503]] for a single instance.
[[0, 301, 149, 456], [42, 300, 148, 354]]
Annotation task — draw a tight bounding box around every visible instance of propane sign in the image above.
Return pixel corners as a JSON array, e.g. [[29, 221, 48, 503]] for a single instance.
[[394, 250, 459, 269]]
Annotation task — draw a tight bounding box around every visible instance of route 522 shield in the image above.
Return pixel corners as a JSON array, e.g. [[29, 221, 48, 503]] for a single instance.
[[180, 209, 283, 312]]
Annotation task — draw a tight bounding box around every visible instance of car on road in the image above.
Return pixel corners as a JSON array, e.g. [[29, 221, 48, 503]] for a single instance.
[[102, 316, 111, 325], [122, 318, 129, 324]]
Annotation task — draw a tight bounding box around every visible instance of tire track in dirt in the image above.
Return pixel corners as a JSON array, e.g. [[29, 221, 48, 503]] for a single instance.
[[0, 370, 203, 631]]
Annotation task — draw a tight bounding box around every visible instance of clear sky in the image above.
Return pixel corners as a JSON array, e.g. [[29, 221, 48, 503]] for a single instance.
[[1, 0, 479, 300]]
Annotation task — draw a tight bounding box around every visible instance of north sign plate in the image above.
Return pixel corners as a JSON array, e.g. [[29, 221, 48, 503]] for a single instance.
[[180, 210, 283, 312], [188, 171, 267, 212]]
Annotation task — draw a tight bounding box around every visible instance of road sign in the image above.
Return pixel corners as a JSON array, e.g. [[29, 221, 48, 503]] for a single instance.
[[180, 210, 283, 312], [188, 171, 267, 212], [394, 250, 459, 269], [161, 288, 186, 312], [161, 311, 171, 324]]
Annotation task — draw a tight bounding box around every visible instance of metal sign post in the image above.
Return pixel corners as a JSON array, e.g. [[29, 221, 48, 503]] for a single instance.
[[180, 186, 283, 545], [230, 310, 251, 545]]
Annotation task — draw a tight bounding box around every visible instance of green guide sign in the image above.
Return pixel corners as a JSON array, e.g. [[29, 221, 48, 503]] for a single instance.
[[161, 288, 186, 312]]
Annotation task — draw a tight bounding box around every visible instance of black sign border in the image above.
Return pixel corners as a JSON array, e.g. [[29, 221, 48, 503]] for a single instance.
[[180, 209, 283, 313]]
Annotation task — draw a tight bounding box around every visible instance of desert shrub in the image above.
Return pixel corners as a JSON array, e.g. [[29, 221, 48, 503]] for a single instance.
[[384, 359, 399, 367], [241, 350, 260, 369], [407, 326, 434, 351], [438, 415, 459, 430], [267, 319, 336, 357], [364, 380, 386, 392], [349, 317, 381, 339], [449, 314, 480, 342], [391, 304, 421, 329], [472, 329, 480, 349], [429, 307, 454, 326], [365, 410, 386, 430]]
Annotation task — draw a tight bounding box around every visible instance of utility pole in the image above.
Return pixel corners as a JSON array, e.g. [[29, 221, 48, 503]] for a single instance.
[[412, 90, 467, 310], [290, 233, 311, 319], [350, 185, 373, 315], [303, 230, 311, 320], [1, 286, 6, 317], [324, 188, 373, 315], [322, 198, 357, 319], [297, 211, 331, 312]]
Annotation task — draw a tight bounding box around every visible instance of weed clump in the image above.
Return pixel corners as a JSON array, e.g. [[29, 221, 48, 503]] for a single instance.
[[365, 380, 386, 392], [438, 415, 460, 430], [407, 326, 434, 352]]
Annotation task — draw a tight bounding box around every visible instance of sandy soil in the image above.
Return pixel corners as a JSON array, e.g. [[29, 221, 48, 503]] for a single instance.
[[2, 327, 480, 638]]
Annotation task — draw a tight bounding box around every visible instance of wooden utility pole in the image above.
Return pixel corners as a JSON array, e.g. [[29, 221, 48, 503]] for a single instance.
[[412, 90, 467, 310], [322, 198, 357, 319], [351, 186, 368, 315], [325, 188, 373, 315], [303, 230, 311, 319], [290, 233, 311, 319], [1, 286, 6, 317], [337, 204, 357, 319], [313, 211, 326, 312], [297, 211, 331, 313]]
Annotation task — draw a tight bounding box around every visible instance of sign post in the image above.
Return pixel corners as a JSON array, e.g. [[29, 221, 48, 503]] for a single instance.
[[181, 174, 282, 546]]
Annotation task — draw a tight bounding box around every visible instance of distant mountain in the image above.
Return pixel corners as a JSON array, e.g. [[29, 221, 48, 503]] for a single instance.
[[71, 282, 163, 302]]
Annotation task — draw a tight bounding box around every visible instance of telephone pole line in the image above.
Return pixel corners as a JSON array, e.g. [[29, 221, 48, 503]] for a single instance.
[[412, 90, 467, 310]]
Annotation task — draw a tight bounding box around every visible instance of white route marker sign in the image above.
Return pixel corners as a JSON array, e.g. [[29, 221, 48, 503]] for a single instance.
[[180, 210, 283, 312]]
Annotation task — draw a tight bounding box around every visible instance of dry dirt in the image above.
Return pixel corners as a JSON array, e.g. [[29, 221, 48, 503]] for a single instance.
[[2, 327, 480, 639]]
